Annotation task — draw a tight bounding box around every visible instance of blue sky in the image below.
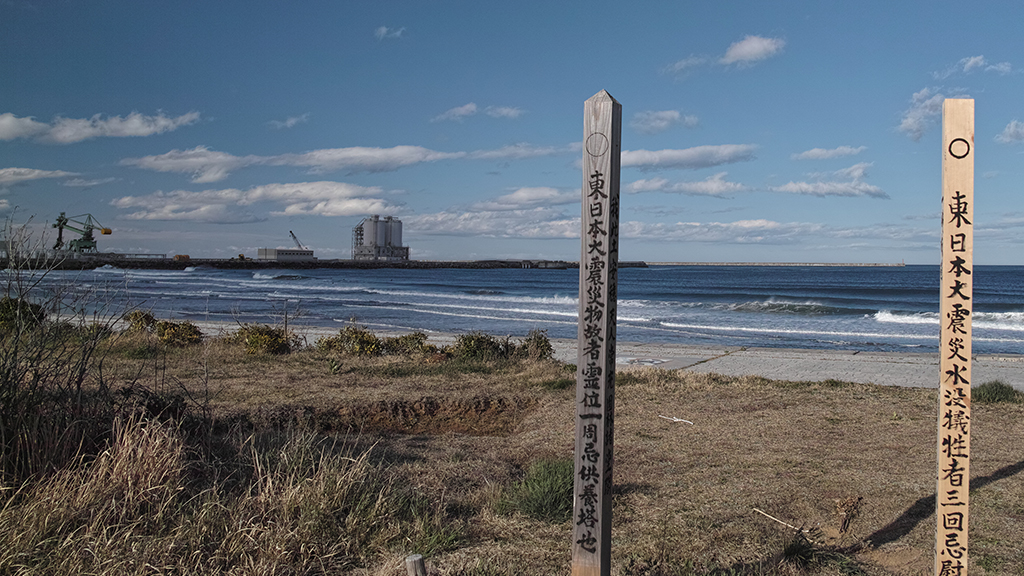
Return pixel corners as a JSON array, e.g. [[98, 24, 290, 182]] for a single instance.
[[2, 0, 1023, 264]]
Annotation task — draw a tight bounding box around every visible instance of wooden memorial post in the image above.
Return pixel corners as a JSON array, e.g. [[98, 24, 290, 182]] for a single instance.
[[936, 98, 973, 576], [573, 90, 621, 576]]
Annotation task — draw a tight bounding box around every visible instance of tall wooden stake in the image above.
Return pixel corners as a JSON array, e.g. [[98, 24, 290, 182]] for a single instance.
[[936, 98, 973, 576], [573, 90, 621, 576]]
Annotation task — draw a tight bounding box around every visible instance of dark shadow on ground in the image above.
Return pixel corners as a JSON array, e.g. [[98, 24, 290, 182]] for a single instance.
[[863, 459, 1024, 547]]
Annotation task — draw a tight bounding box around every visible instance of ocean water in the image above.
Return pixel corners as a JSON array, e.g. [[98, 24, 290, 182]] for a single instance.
[[17, 264, 1024, 355]]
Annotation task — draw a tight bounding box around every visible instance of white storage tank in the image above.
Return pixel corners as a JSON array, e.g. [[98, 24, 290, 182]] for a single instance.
[[389, 218, 402, 248], [372, 215, 386, 246], [363, 215, 378, 246]]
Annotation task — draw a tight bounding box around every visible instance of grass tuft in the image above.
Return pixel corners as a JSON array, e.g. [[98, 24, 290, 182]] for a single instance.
[[974, 380, 1024, 404], [0, 421, 463, 574], [499, 457, 573, 523]]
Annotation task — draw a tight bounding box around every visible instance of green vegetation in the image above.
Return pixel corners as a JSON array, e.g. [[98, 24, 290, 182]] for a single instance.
[[381, 331, 436, 355], [0, 296, 45, 332], [317, 324, 384, 356], [318, 327, 553, 363], [123, 309, 156, 332], [499, 457, 574, 523], [154, 319, 204, 346], [974, 380, 1024, 404], [449, 329, 554, 362], [230, 323, 302, 355]]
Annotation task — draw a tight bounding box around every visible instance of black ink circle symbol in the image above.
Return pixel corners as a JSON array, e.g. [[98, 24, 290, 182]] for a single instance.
[[949, 138, 970, 159], [586, 133, 610, 157]]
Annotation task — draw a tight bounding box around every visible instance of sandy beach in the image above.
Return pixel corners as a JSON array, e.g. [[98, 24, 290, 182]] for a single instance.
[[190, 320, 1024, 391]]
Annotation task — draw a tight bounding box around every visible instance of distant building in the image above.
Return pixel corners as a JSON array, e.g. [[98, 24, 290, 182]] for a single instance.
[[352, 215, 409, 261], [257, 248, 316, 262]]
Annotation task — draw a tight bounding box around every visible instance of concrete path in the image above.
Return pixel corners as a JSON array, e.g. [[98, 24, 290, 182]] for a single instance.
[[551, 340, 1024, 391]]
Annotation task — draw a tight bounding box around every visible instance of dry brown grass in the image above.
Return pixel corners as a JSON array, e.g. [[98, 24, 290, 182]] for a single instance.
[[4, 331, 1023, 575]]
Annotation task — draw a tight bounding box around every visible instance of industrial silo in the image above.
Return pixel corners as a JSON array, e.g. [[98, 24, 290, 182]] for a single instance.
[[389, 217, 402, 248], [383, 216, 393, 247], [373, 215, 386, 246]]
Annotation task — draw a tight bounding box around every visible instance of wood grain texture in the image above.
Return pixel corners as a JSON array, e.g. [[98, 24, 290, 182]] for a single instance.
[[573, 90, 621, 576], [936, 98, 973, 576]]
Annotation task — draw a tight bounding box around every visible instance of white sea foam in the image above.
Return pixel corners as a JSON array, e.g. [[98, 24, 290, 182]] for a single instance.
[[658, 320, 935, 341], [874, 310, 938, 325], [874, 310, 1024, 332], [366, 288, 578, 306], [343, 304, 579, 326]]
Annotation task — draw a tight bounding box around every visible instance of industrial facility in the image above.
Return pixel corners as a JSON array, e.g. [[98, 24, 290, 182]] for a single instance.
[[352, 215, 409, 261], [52, 212, 111, 253], [258, 231, 316, 262]]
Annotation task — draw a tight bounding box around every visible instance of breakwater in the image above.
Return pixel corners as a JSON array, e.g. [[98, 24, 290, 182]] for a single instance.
[[2, 256, 649, 271], [647, 261, 905, 267]]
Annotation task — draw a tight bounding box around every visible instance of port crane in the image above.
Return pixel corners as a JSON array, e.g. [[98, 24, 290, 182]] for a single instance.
[[289, 231, 307, 250], [52, 212, 111, 253]]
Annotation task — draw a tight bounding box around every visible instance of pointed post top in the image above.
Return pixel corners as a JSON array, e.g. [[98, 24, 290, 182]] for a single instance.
[[587, 90, 619, 105]]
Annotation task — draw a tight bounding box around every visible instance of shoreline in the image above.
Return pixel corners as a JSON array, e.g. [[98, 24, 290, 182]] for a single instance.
[[183, 320, 1024, 392], [6, 256, 914, 270]]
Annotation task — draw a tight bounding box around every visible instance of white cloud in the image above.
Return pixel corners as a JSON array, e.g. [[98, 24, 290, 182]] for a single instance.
[[407, 211, 871, 246], [791, 145, 867, 160], [406, 208, 579, 239], [0, 199, 9, 212], [471, 187, 578, 211], [961, 55, 986, 72], [272, 197, 396, 217], [720, 35, 785, 66], [119, 204, 264, 224], [772, 162, 886, 198], [621, 144, 757, 170], [995, 120, 1024, 143], [466, 143, 566, 160], [934, 55, 1013, 78], [431, 103, 478, 122], [0, 113, 49, 141], [120, 146, 255, 183], [47, 111, 200, 144], [771, 180, 887, 198], [122, 142, 568, 182], [269, 114, 309, 129], [986, 61, 1012, 74], [627, 172, 746, 197], [374, 26, 405, 40], [111, 181, 398, 222], [621, 219, 819, 244], [268, 146, 466, 173], [664, 55, 709, 75], [898, 88, 945, 141], [0, 167, 79, 185], [0, 111, 200, 143], [62, 177, 117, 187], [807, 162, 873, 181], [630, 110, 698, 134], [484, 106, 524, 119], [407, 204, 928, 249]]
